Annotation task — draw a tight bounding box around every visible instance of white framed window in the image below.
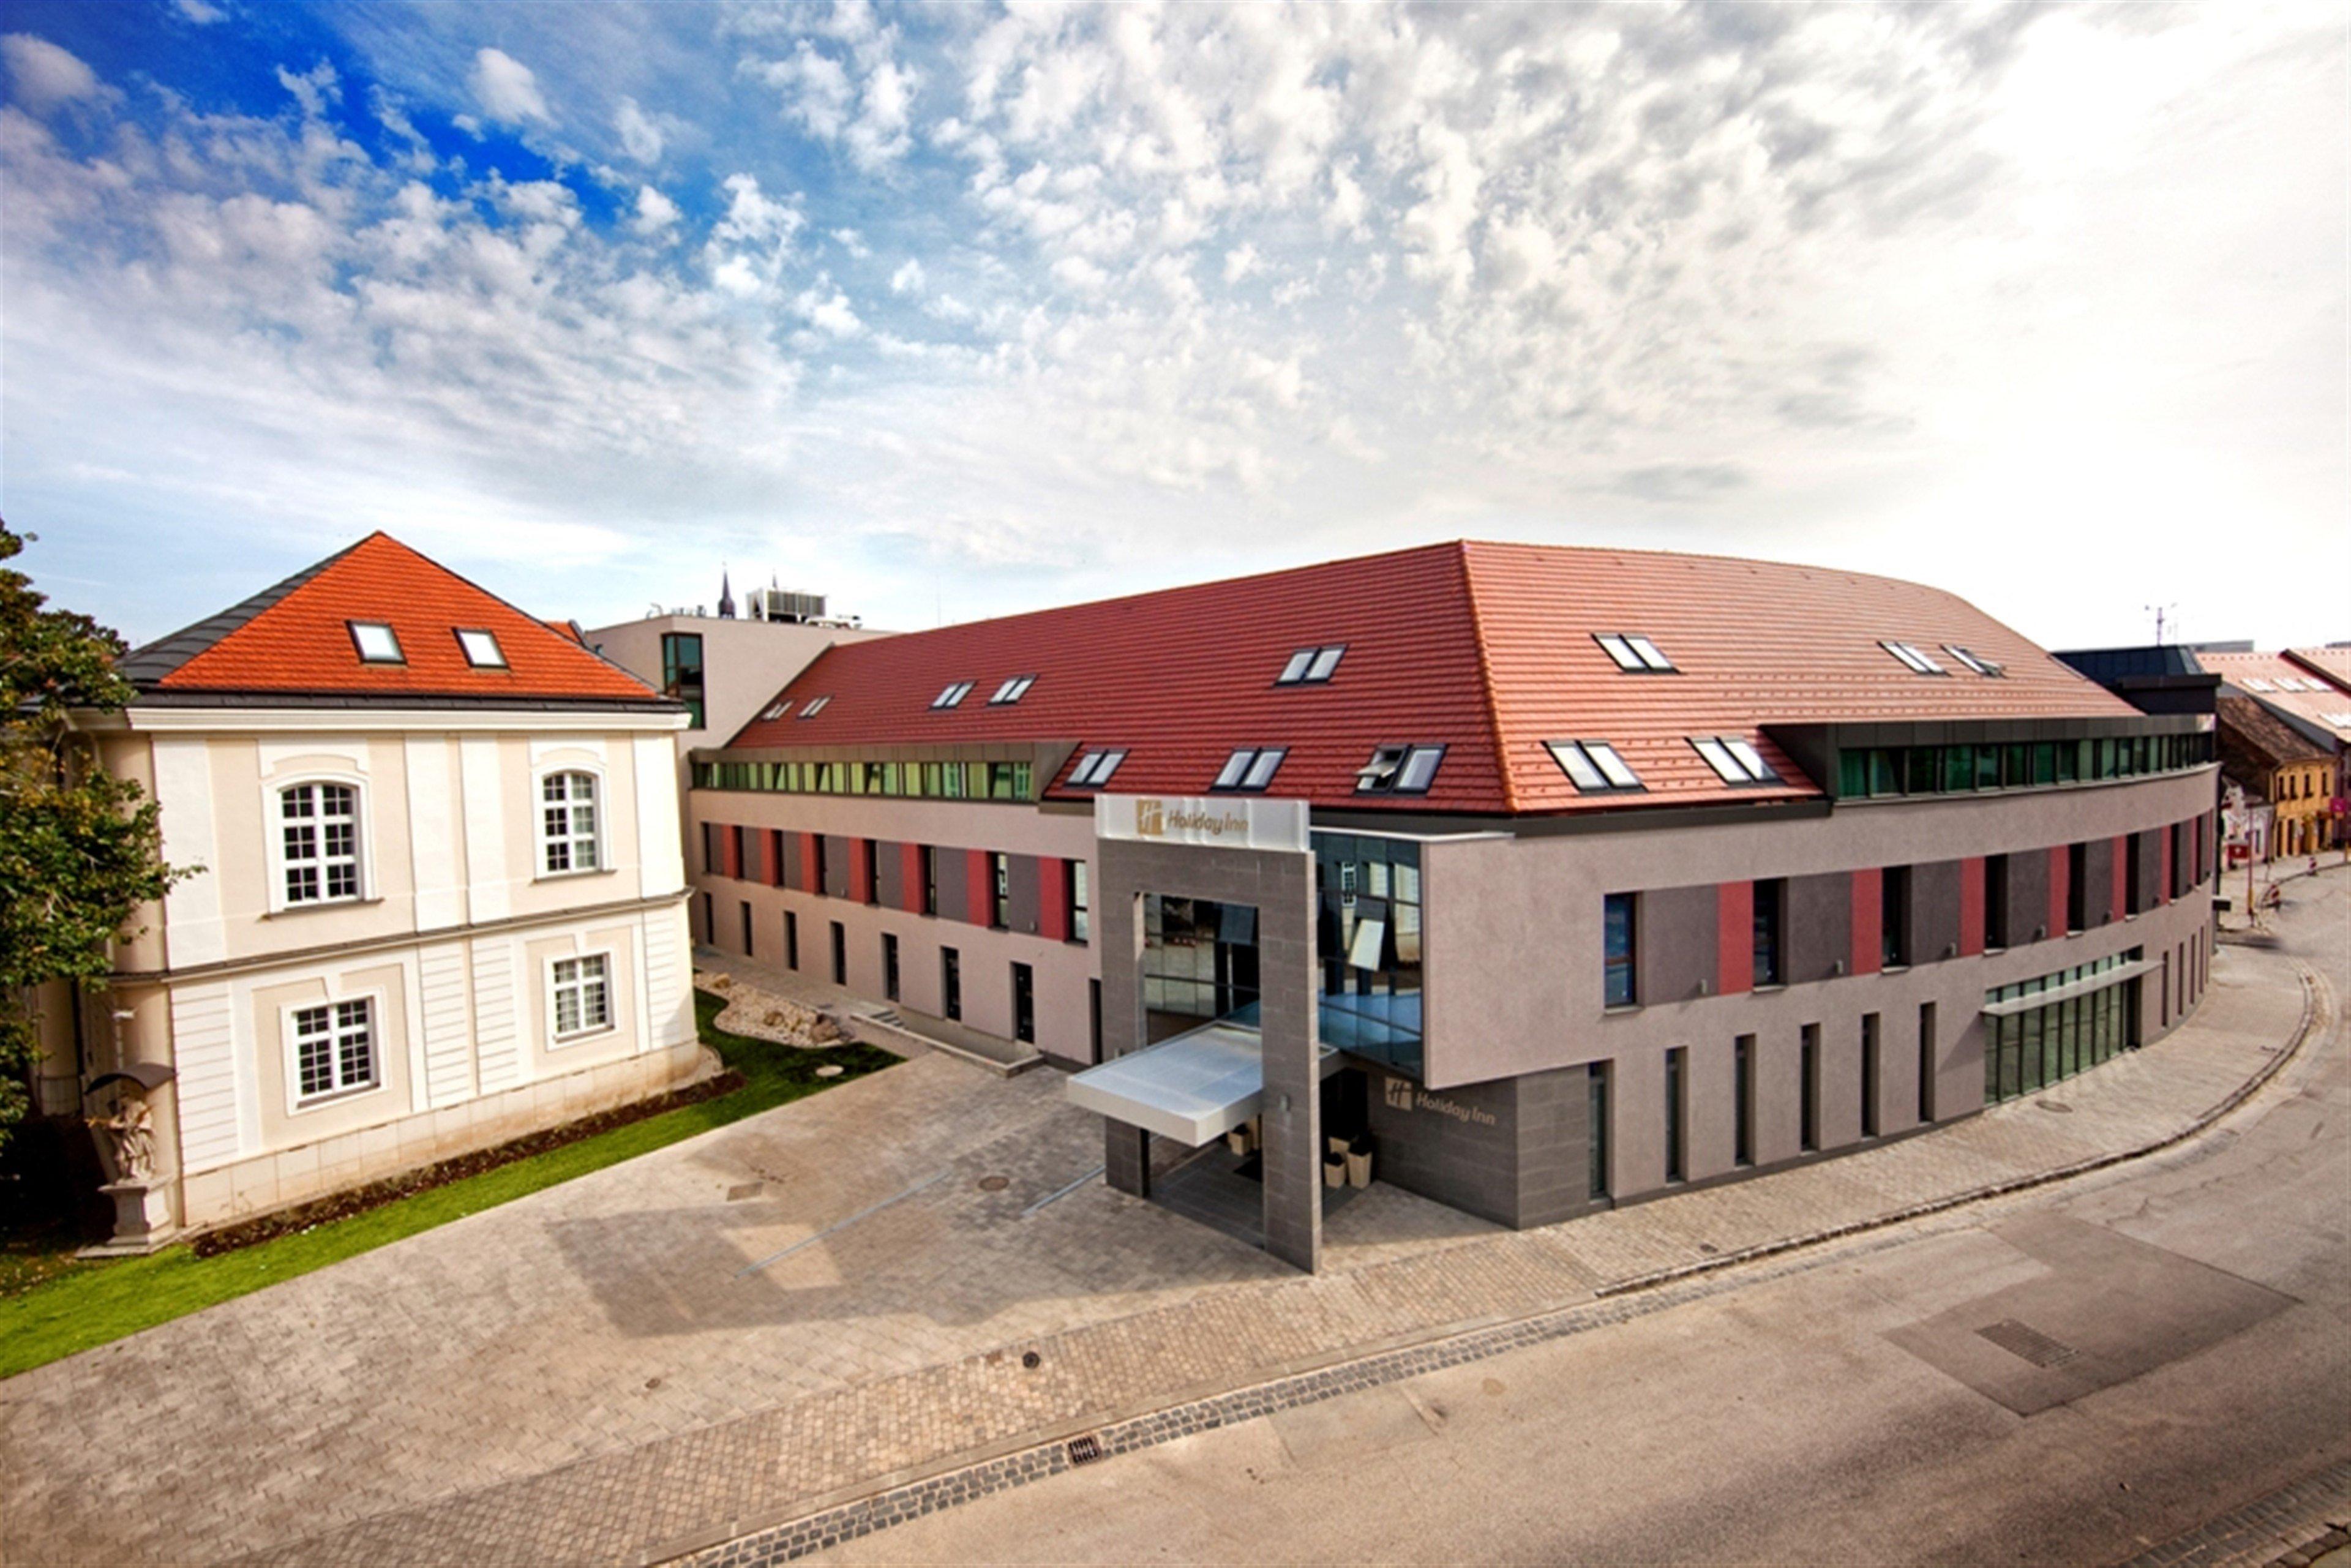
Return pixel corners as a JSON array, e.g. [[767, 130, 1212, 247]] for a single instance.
[[292, 998, 378, 1102], [1358, 744, 1446, 794], [1943, 644, 2003, 677], [1881, 640, 1949, 675], [280, 782, 362, 906], [932, 680, 975, 708], [540, 771, 603, 874], [799, 695, 831, 718], [1547, 740, 1643, 792], [456, 628, 507, 668], [1692, 735, 1780, 785], [1595, 633, 1675, 672], [551, 953, 613, 1040], [1068, 749, 1126, 788], [1213, 747, 1286, 792], [989, 675, 1037, 705], [1277, 645, 1346, 685], [347, 621, 403, 664]]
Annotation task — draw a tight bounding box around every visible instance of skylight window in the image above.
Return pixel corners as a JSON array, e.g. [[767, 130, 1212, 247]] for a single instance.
[[1277, 645, 1346, 685], [760, 702, 787, 721], [348, 621, 404, 664], [932, 680, 975, 709], [1943, 645, 2004, 677], [2323, 711, 2351, 728], [989, 675, 1037, 705], [1358, 743, 1445, 795], [1595, 633, 1676, 672], [1546, 740, 1643, 792], [1692, 736, 1780, 785], [1068, 749, 1126, 788], [798, 696, 830, 718], [1881, 640, 1949, 675], [1213, 747, 1286, 792], [2243, 677, 2275, 692], [455, 629, 506, 669]]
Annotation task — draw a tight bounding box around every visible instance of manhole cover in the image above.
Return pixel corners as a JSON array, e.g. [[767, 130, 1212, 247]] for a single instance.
[[726, 1182, 764, 1202], [2036, 1099, 2073, 1114], [1021, 1350, 1041, 1370], [815, 1065, 844, 1079], [1977, 1318, 2080, 1368], [1067, 1434, 1102, 1465], [977, 1176, 1011, 1191]]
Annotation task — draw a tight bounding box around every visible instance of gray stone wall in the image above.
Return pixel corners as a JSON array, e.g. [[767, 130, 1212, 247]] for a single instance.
[[1786, 871, 1851, 984], [1637, 883, 1716, 1004], [1005, 853, 1041, 936]]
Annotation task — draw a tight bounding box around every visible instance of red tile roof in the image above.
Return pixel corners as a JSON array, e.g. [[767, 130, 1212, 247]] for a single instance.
[[126, 533, 662, 704], [2192, 650, 2351, 744], [721, 540, 2137, 816]]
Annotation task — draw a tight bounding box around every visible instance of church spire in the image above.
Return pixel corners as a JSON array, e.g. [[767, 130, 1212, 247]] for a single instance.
[[718, 567, 735, 620]]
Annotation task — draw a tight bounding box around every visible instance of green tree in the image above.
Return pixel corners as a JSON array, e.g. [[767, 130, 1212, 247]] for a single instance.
[[0, 522, 184, 1153]]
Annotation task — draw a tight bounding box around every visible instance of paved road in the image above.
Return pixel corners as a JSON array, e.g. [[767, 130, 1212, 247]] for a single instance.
[[823, 876, 2350, 1566]]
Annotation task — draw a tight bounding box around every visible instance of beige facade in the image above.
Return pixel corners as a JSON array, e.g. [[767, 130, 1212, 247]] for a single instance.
[[75, 706, 698, 1234]]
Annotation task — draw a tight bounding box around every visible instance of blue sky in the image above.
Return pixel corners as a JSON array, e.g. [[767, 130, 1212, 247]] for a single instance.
[[2, 1, 2344, 650]]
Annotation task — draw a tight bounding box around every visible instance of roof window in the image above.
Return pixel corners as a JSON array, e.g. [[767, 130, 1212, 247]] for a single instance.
[[989, 675, 1037, 705], [1213, 747, 1287, 792], [1277, 645, 1346, 685], [1068, 749, 1126, 788], [1595, 633, 1676, 672], [2243, 677, 2275, 692], [1881, 640, 1949, 675], [1357, 743, 1445, 795], [1546, 740, 1643, 792], [1943, 645, 2004, 677], [1692, 735, 1780, 785], [455, 629, 506, 669], [760, 702, 787, 721], [932, 680, 975, 709], [798, 696, 830, 718], [348, 621, 404, 664]]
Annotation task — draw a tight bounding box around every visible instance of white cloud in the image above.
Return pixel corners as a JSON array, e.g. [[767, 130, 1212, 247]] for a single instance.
[[793, 280, 863, 337], [1221, 242, 1262, 283], [889, 257, 925, 294], [614, 96, 664, 163], [173, 0, 227, 24], [1, 34, 107, 116], [631, 184, 680, 236], [468, 47, 551, 127]]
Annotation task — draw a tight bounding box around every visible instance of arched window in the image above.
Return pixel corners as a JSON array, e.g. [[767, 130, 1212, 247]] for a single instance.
[[541, 771, 602, 874], [280, 782, 361, 906]]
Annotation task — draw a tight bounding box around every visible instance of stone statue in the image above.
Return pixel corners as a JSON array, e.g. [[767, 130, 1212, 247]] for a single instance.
[[91, 1093, 155, 1184]]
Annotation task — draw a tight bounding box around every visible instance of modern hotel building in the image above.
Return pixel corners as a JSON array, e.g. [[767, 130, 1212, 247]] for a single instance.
[[685, 542, 2218, 1271]]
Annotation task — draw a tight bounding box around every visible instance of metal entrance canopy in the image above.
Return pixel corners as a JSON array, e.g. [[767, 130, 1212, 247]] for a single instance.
[[1067, 1022, 1341, 1146]]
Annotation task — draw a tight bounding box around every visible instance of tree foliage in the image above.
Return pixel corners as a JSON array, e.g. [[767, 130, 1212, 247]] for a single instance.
[[0, 521, 184, 1152]]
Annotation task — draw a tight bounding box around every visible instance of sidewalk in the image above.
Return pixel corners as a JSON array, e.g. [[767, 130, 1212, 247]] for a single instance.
[[698, 947, 1046, 1076], [1, 906, 2327, 1568]]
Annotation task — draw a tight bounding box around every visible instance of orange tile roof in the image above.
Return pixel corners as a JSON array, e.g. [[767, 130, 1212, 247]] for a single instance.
[[2284, 645, 2351, 689], [721, 539, 2138, 816], [2192, 650, 2351, 744], [126, 533, 662, 704]]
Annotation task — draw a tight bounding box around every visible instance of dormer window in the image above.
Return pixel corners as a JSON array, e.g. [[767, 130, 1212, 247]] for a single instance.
[[989, 675, 1037, 705], [1595, 633, 1675, 672], [1357, 743, 1444, 794], [798, 696, 831, 718], [1881, 640, 1949, 675], [1692, 735, 1780, 785], [1546, 740, 1643, 792], [348, 621, 403, 664], [456, 629, 506, 668], [1276, 645, 1346, 685], [1944, 645, 2004, 677], [1213, 747, 1286, 792], [932, 680, 974, 708], [1068, 749, 1126, 789]]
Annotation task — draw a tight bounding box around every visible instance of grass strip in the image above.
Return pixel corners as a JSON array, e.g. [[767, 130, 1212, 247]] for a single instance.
[[0, 991, 896, 1380]]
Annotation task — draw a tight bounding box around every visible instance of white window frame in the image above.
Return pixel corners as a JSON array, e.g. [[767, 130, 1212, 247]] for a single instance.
[[799, 696, 831, 718], [1068, 749, 1126, 788], [1547, 740, 1643, 792], [537, 767, 608, 878], [1881, 640, 1949, 675], [1692, 736, 1778, 785], [1595, 633, 1675, 673], [347, 621, 404, 664], [268, 775, 371, 913], [1943, 644, 2003, 677], [1277, 645, 1346, 685], [283, 991, 386, 1111], [1213, 747, 1286, 792], [548, 951, 616, 1043], [989, 675, 1037, 705], [455, 628, 508, 668], [932, 680, 975, 709]]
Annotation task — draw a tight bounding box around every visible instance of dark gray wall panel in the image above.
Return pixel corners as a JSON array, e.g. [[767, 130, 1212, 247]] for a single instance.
[[1786, 872, 1851, 984], [2006, 848, 2049, 945], [874, 839, 903, 910], [1911, 860, 1962, 963], [933, 846, 967, 926], [1638, 884, 1717, 1004], [1366, 1068, 1522, 1227], [2082, 837, 2115, 926], [1006, 853, 1042, 936]]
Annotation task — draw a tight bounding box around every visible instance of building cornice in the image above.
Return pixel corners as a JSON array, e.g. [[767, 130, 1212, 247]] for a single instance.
[[80, 704, 689, 736]]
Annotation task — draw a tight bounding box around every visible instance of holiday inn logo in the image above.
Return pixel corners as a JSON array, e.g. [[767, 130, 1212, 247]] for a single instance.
[[1135, 799, 1165, 837]]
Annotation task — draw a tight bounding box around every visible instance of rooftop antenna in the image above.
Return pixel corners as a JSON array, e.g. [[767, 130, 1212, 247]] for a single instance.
[[2145, 602, 2177, 645]]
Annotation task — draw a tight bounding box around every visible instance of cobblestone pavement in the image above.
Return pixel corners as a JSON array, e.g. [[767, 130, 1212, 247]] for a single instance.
[[2120, 1457, 2351, 1568], [0, 906, 2325, 1568]]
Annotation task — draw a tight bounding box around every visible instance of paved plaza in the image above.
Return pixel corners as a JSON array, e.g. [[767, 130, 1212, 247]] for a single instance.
[[0, 887, 2328, 1567]]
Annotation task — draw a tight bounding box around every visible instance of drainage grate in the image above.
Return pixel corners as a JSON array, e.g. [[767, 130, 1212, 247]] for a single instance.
[[977, 1176, 1011, 1192], [1067, 1435, 1102, 1465], [1978, 1318, 2080, 1368]]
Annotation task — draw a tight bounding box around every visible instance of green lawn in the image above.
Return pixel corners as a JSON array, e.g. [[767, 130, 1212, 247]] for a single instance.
[[0, 991, 896, 1379]]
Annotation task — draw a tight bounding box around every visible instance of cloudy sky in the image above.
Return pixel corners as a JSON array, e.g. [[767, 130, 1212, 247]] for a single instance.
[[2, 1, 2344, 651]]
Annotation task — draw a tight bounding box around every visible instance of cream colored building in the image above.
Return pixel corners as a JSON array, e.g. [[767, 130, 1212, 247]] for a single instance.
[[61, 533, 699, 1239]]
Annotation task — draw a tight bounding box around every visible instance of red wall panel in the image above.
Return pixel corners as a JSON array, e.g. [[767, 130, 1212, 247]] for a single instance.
[[1717, 880, 1753, 994], [2048, 846, 2070, 938], [720, 824, 741, 880], [1850, 869, 1882, 977], [852, 839, 874, 905], [967, 848, 993, 926], [902, 841, 925, 913], [798, 832, 821, 895], [1958, 857, 1985, 956]]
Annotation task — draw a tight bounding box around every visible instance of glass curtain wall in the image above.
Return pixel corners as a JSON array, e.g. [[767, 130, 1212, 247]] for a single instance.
[[1314, 834, 1425, 1077], [1983, 950, 2140, 1103]]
